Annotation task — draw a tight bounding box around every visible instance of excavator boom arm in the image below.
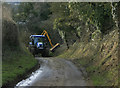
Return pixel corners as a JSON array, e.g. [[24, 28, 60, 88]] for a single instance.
[[41, 30, 54, 47]]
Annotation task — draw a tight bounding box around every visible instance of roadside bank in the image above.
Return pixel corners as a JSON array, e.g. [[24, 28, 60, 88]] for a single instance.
[[57, 29, 118, 86], [2, 48, 39, 88]]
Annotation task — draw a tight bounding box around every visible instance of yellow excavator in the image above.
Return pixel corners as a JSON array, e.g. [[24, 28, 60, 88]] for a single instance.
[[41, 30, 60, 51], [29, 30, 60, 56]]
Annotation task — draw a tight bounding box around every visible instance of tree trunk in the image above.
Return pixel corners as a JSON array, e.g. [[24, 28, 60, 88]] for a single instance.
[[65, 32, 69, 49], [117, 2, 120, 29], [75, 31, 80, 42], [111, 2, 119, 28]]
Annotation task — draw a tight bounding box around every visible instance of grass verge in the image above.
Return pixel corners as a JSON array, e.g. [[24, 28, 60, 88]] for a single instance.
[[2, 47, 38, 87]]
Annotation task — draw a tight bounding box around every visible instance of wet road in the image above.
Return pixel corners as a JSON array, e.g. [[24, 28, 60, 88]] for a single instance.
[[15, 57, 88, 87]]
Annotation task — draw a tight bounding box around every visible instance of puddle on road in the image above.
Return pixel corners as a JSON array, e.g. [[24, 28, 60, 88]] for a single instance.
[[15, 58, 48, 88], [15, 68, 43, 87], [14, 65, 44, 88]]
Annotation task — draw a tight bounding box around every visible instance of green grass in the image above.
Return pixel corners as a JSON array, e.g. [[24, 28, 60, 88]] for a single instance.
[[2, 49, 37, 85], [90, 74, 106, 86], [56, 41, 118, 86]]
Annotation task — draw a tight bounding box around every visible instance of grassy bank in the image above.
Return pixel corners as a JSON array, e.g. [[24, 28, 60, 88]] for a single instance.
[[57, 29, 118, 86], [2, 4, 38, 87], [2, 47, 37, 86]]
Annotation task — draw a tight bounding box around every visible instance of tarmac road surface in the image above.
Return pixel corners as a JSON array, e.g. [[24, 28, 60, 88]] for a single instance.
[[15, 57, 88, 87]]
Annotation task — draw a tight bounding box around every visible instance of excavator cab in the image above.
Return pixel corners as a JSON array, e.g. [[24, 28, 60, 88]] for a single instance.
[[29, 35, 49, 57], [29, 35, 46, 49], [28, 30, 60, 57]]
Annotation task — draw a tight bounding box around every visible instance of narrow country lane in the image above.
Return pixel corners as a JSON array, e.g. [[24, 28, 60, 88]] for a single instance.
[[15, 57, 88, 87]]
